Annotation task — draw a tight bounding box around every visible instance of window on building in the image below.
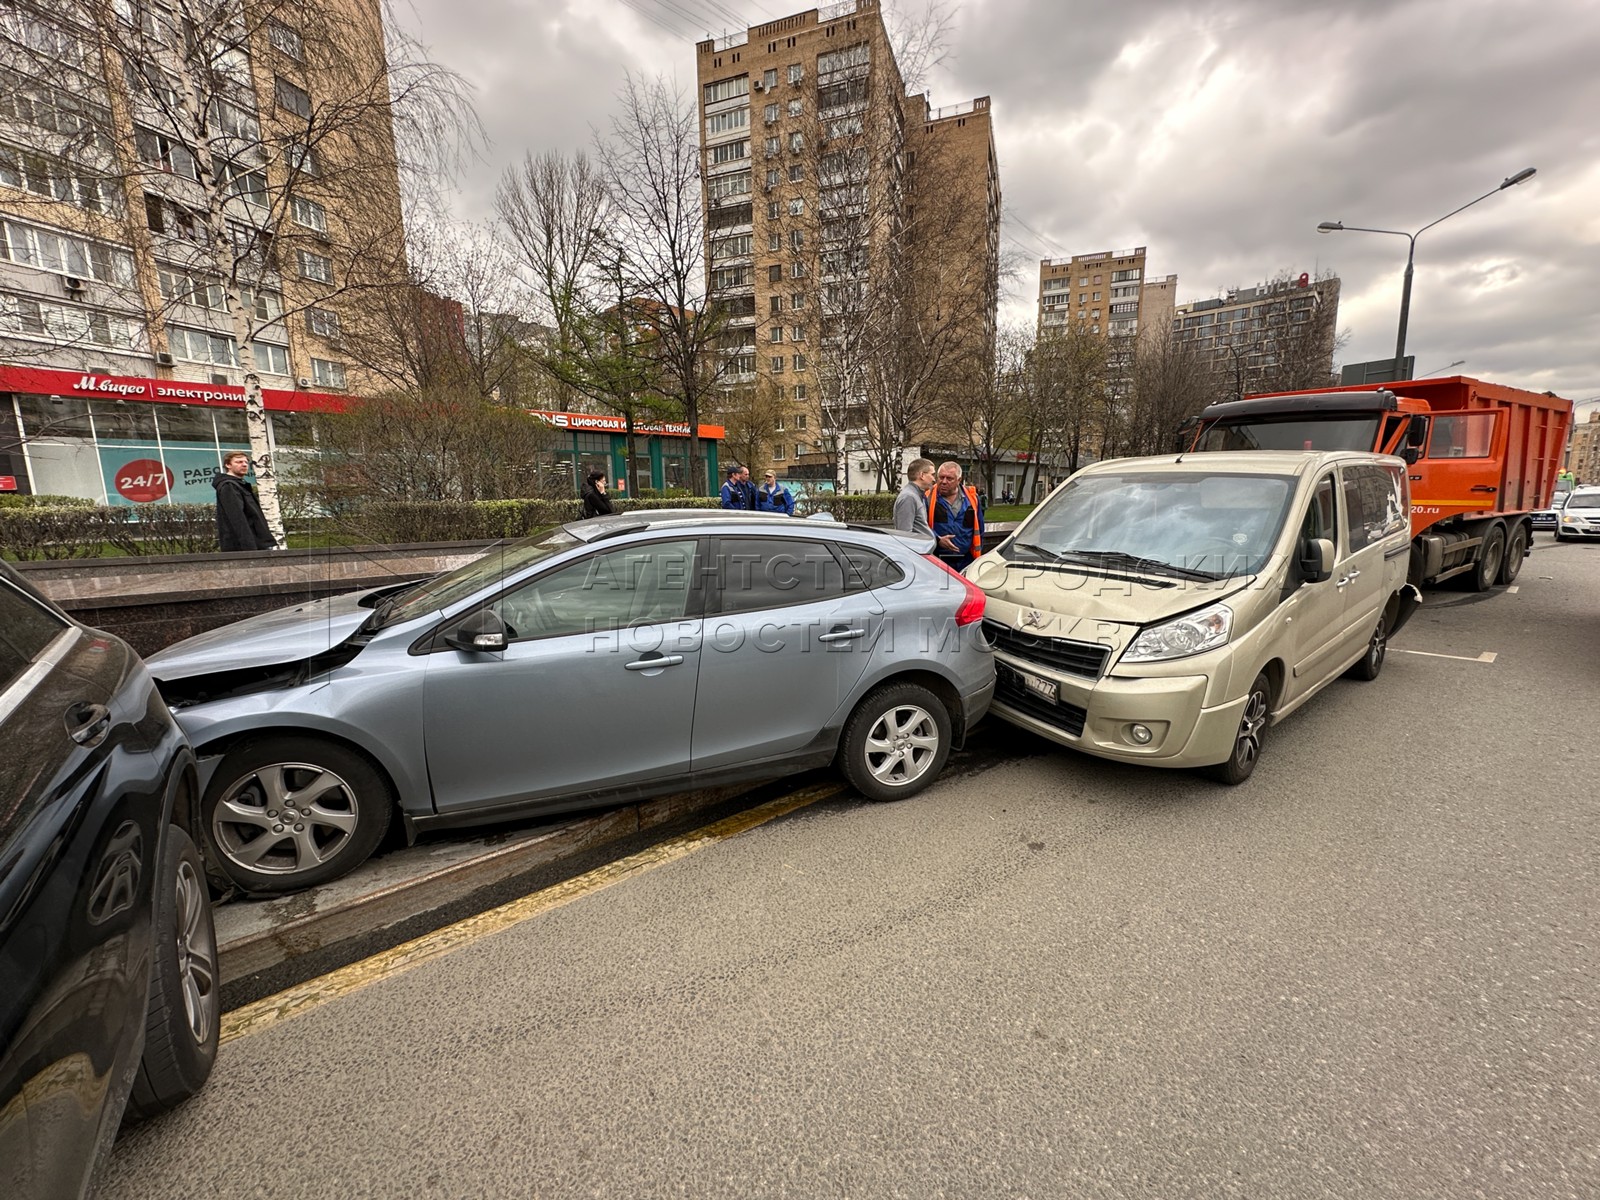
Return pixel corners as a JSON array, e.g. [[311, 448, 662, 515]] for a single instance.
[[307, 307, 341, 339], [297, 249, 333, 283], [787, 63, 804, 84], [791, 293, 806, 309], [274, 77, 312, 119], [790, 261, 806, 278], [788, 164, 803, 182], [764, 103, 779, 124], [762, 68, 778, 89], [792, 353, 806, 370], [771, 443, 786, 461], [1, 218, 134, 284], [789, 132, 804, 152], [768, 232, 781, 251], [768, 200, 780, 219], [703, 76, 750, 104], [267, 18, 303, 60], [787, 98, 802, 116], [790, 324, 805, 341], [311, 357, 346, 388], [284, 142, 320, 177], [240, 287, 282, 322], [769, 326, 783, 342], [764, 136, 780, 156], [769, 295, 782, 313], [793, 384, 807, 401], [133, 125, 198, 179], [774, 414, 785, 431], [708, 169, 750, 200], [167, 324, 238, 367], [768, 264, 782, 283], [706, 106, 749, 135], [710, 233, 753, 260], [770, 355, 784, 373], [291, 196, 327, 233], [788, 197, 805, 215], [765, 167, 780, 187], [709, 139, 749, 165]]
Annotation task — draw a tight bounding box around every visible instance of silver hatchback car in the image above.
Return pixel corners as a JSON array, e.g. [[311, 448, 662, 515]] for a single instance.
[[148, 511, 995, 894]]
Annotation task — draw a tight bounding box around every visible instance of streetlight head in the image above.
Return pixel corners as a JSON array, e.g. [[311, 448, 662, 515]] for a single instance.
[[1316, 221, 1343, 233], [1501, 167, 1536, 188]]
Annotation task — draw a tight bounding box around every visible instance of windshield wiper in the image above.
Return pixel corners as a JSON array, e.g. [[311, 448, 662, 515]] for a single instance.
[[1010, 541, 1065, 563], [1061, 549, 1223, 581]]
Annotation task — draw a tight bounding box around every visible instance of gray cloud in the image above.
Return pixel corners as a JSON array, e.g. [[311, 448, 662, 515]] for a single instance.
[[396, 0, 1600, 403]]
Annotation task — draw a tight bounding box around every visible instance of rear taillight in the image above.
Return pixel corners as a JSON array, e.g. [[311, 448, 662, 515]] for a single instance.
[[923, 554, 987, 626]]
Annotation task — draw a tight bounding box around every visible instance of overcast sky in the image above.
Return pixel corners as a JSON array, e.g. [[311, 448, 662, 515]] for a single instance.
[[396, 0, 1600, 410]]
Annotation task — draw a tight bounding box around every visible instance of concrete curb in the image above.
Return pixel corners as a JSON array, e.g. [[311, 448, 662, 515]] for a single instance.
[[215, 783, 748, 986]]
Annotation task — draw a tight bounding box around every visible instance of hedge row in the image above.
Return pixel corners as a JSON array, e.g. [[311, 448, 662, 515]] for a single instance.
[[0, 493, 905, 559]]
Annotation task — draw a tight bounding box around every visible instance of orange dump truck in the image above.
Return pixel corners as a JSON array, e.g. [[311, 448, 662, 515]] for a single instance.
[[1185, 376, 1573, 590]]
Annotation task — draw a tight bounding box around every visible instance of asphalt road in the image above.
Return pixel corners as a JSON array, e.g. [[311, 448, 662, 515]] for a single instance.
[[103, 537, 1600, 1200]]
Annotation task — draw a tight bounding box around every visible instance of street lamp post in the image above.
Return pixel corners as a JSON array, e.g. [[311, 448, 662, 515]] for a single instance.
[[1317, 168, 1536, 381]]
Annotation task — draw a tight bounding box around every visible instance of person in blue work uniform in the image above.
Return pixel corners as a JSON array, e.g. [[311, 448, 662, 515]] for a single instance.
[[928, 460, 985, 572], [755, 470, 795, 515], [720, 464, 755, 509]]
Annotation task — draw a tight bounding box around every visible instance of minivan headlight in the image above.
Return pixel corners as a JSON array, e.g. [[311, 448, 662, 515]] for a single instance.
[[1123, 602, 1233, 663]]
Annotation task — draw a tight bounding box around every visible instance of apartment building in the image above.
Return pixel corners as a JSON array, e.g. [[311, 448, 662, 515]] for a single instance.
[[1566, 408, 1600, 485], [0, 0, 408, 503], [1037, 247, 1173, 342], [695, 0, 1000, 487], [1172, 273, 1342, 398]]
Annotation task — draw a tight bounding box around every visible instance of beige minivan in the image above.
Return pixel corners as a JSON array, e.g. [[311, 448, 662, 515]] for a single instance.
[[972, 451, 1421, 783]]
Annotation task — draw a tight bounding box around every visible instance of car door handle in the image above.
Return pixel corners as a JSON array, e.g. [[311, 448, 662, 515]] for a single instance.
[[1335, 569, 1360, 588], [624, 653, 684, 671], [65, 702, 112, 747], [818, 626, 866, 643]]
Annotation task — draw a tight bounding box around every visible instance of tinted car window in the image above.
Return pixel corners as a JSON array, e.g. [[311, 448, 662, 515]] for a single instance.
[[493, 539, 698, 640], [0, 578, 69, 692], [836, 543, 905, 591], [715, 537, 847, 614]]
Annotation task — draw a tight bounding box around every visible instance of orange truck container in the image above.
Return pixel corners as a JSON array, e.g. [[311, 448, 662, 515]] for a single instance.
[[1185, 376, 1574, 590]]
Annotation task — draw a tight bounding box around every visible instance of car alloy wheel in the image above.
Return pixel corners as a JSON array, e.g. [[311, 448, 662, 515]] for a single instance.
[[212, 761, 362, 876], [1203, 671, 1270, 785], [864, 702, 942, 789], [202, 737, 393, 893], [173, 855, 217, 1042]]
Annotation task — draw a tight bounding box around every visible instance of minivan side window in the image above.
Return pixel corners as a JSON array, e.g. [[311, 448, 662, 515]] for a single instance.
[[0, 579, 69, 693], [1301, 475, 1338, 549], [1342, 463, 1408, 550]]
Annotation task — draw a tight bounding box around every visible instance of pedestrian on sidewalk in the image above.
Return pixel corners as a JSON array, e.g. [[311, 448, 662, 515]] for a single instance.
[[213, 451, 275, 551], [755, 471, 795, 515], [580, 469, 614, 518], [720, 464, 755, 510]]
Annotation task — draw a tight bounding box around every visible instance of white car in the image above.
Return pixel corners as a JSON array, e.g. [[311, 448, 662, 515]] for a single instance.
[[1555, 487, 1600, 541]]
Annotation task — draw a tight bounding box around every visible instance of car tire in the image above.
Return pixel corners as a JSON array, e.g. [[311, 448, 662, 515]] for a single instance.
[[126, 826, 219, 1121], [1468, 524, 1506, 591], [1202, 671, 1270, 785], [837, 682, 952, 803], [1344, 613, 1387, 681], [202, 737, 392, 894], [1498, 523, 1527, 585], [1555, 531, 1570, 542]]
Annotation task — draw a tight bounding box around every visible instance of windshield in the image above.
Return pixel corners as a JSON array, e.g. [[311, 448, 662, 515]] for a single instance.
[[1009, 471, 1297, 579], [1566, 492, 1600, 509], [376, 528, 581, 627], [1196, 416, 1380, 453]]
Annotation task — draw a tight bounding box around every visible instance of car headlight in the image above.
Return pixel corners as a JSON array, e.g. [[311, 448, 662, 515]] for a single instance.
[[1561, 512, 1582, 524], [1123, 602, 1233, 663]]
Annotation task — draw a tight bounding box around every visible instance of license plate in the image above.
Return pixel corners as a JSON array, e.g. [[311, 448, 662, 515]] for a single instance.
[[1008, 664, 1058, 703]]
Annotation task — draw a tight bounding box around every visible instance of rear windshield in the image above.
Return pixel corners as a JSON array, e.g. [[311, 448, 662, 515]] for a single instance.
[[1196, 416, 1381, 453], [1008, 471, 1297, 580]]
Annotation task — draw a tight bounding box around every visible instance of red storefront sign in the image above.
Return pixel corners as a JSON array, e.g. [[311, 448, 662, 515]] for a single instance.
[[0, 364, 347, 412], [112, 458, 173, 502]]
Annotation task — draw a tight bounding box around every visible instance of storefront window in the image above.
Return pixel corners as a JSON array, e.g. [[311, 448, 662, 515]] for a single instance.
[[629, 452, 651, 496], [154, 404, 218, 443], [17, 393, 92, 439], [212, 406, 248, 446], [90, 398, 157, 442], [269, 410, 315, 447]]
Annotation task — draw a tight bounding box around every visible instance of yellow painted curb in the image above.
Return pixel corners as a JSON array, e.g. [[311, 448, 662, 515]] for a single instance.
[[220, 782, 845, 1044]]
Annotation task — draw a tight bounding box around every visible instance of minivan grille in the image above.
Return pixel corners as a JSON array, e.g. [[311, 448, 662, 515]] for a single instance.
[[994, 669, 1088, 737], [984, 621, 1110, 679]]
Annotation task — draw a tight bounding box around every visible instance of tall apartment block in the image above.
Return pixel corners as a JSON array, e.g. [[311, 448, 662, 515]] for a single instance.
[[0, 0, 407, 503], [695, 0, 1000, 481], [1037, 247, 1176, 343], [1172, 273, 1341, 392]]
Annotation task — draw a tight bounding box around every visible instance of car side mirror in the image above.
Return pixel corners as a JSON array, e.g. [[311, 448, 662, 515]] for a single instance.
[[445, 608, 508, 654], [1300, 537, 1335, 584]]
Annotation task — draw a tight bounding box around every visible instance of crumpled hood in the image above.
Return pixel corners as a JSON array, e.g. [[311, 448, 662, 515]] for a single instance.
[[970, 557, 1258, 640], [147, 587, 387, 681]]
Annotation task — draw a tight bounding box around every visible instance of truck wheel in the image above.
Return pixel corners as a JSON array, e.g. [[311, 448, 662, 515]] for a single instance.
[[1497, 524, 1528, 585], [1468, 525, 1505, 592]]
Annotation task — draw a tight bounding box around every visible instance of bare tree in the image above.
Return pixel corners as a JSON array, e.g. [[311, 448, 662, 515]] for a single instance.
[[941, 323, 1030, 497], [1030, 321, 1109, 476], [4, 0, 480, 543], [716, 376, 788, 483], [1124, 323, 1224, 455]]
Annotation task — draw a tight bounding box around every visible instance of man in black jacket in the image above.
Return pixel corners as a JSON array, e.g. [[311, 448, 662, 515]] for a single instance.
[[213, 451, 275, 551]]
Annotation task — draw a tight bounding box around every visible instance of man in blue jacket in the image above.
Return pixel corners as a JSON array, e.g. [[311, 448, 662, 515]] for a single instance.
[[755, 470, 795, 515], [929, 460, 985, 571], [720, 464, 755, 509]]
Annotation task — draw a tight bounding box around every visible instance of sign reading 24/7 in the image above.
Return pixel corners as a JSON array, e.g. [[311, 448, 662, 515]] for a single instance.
[[114, 458, 174, 502], [99, 447, 226, 506]]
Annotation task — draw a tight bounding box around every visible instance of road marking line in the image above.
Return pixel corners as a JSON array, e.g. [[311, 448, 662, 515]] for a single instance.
[[1394, 649, 1498, 664], [220, 782, 846, 1044]]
